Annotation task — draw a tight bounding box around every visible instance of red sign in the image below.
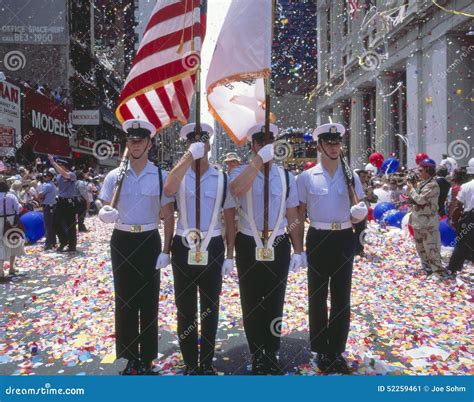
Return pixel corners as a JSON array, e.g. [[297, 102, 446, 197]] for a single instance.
[[78, 137, 95, 150], [23, 90, 71, 157], [0, 125, 15, 147]]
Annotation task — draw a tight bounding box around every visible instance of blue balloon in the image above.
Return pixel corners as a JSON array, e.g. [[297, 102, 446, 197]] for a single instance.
[[303, 132, 312, 143], [381, 210, 406, 228], [19, 211, 45, 243], [373, 202, 397, 221], [381, 157, 400, 174], [439, 218, 457, 247]]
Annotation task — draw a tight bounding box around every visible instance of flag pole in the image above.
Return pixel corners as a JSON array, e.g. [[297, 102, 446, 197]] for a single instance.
[[263, 0, 275, 251], [195, 67, 201, 255]]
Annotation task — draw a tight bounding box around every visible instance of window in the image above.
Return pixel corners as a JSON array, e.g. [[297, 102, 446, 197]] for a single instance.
[[343, 0, 349, 37], [326, 6, 331, 54]]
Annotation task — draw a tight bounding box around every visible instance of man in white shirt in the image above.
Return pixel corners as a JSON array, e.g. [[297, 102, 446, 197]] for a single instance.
[[297, 123, 366, 374], [230, 123, 303, 375], [447, 158, 474, 274], [164, 123, 237, 375], [98, 119, 174, 375]]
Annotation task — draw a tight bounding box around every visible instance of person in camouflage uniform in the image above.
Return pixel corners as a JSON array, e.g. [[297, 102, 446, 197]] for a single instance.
[[407, 158, 445, 275]]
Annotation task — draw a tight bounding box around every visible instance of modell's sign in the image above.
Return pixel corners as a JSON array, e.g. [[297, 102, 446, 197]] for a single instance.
[[31, 109, 68, 136], [24, 90, 70, 138], [23, 89, 72, 157], [71, 110, 100, 125]]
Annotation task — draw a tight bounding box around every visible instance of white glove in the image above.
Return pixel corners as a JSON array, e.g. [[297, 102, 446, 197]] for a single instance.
[[289, 253, 303, 273], [188, 142, 205, 160], [98, 205, 119, 224], [350, 201, 368, 221], [257, 144, 274, 164], [301, 251, 308, 268], [221, 259, 234, 276], [156, 252, 170, 270]]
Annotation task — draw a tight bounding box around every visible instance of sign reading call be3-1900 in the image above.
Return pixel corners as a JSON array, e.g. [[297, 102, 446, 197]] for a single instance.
[[0, 0, 67, 45]]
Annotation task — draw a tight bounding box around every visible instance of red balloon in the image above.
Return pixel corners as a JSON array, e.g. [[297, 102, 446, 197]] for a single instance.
[[367, 207, 374, 221], [369, 152, 384, 168], [415, 153, 429, 165], [304, 161, 316, 170]]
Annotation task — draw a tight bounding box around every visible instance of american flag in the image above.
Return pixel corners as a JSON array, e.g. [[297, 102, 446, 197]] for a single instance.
[[116, 0, 207, 131], [348, 0, 359, 17]]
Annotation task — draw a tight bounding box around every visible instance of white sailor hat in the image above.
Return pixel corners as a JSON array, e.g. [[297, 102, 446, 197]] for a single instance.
[[247, 123, 279, 142], [179, 123, 214, 141], [312, 123, 345, 142], [467, 157, 474, 175], [122, 119, 157, 139]]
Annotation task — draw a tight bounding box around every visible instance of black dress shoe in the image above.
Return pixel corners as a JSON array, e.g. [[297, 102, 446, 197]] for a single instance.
[[265, 352, 282, 375], [56, 244, 66, 253], [65, 247, 77, 253], [183, 366, 199, 375], [251, 352, 267, 375], [119, 359, 139, 375], [136, 360, 156, 375], [315, 353, 334, 373], [331, 353, 351, 374], [199, 363, 217, 375]]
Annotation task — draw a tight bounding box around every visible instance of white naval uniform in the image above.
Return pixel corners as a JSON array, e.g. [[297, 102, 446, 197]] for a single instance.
[[229, 163, 298, 356], [297, 161, 364, 355], [171, 165, 236, 369], [99, 160, 173, 364], [100, 161, 174, 225]]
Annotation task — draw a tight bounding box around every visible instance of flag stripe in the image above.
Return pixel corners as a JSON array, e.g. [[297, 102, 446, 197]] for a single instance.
[[121, 37, 200, 99], [138, 7, 200, 52], [119, 60, 194, 104], [135, 94, 163, 128], [118, 103, 134, 121], [135, 22, 201, 65], [156, 86, 175, 120], [144, 0, 200, 33], [173, 79, 190, 118], [116, 0, 206, 133]]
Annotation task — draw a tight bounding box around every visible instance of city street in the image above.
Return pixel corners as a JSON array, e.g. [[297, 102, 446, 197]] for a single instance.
[[0, 217, 472, 376]]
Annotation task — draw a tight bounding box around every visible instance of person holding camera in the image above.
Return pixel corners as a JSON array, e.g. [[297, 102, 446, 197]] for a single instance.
[[407, 159, 445, 276]]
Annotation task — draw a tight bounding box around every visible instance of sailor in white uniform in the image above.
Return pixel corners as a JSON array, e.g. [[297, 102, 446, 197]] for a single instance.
[[297, 123, 367, 374], [230, 123, 304, 375], [99, 119, 175, 375], [164, 123, 237, 375]]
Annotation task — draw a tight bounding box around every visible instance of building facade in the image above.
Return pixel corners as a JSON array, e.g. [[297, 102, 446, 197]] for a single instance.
[[314, 0, 473, 168]]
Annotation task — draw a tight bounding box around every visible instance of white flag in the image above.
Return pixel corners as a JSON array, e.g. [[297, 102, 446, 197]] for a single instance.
[[206, 0, 272, 145]]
